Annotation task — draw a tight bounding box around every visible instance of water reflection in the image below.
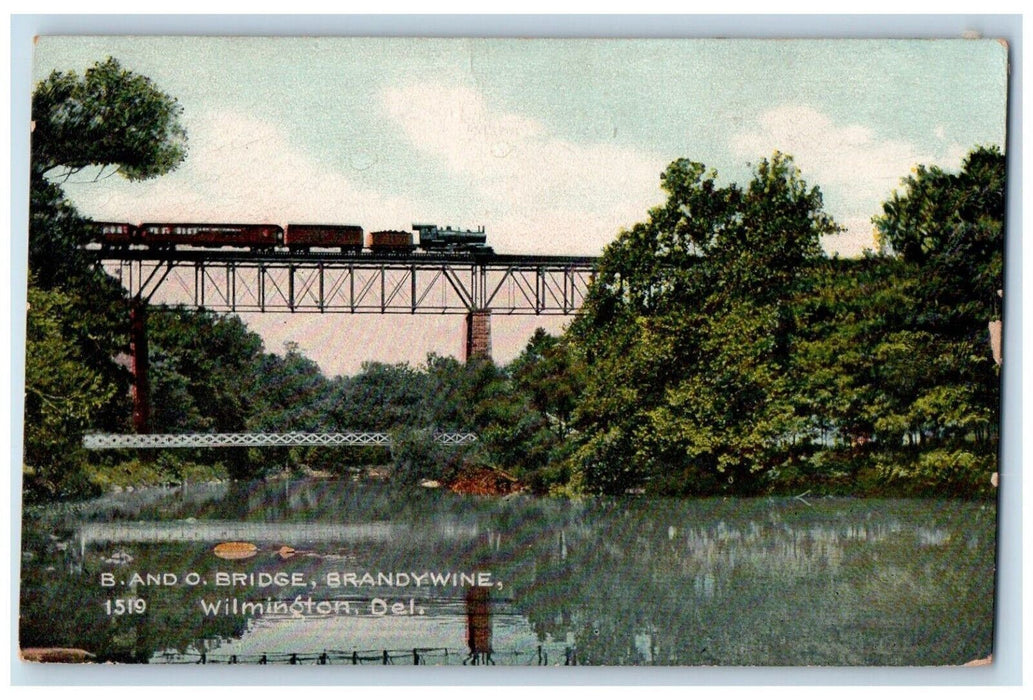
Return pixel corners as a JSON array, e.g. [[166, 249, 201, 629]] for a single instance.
[[20, 481, 995, 666]]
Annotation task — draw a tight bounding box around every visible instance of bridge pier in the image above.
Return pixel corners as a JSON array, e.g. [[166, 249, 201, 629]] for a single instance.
[[130, 298, 150, 433], [464, 310, 492, 361]]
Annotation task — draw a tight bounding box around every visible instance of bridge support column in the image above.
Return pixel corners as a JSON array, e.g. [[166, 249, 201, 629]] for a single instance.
[[464, 310, 492, 361], [130, 298, 150, 433]]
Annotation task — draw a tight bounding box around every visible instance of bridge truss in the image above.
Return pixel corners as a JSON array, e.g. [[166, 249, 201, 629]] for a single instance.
[[89, 248, 599, 434], [97, 250, 597, 315]]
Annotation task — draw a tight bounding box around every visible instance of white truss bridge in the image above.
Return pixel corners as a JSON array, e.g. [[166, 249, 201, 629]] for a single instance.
[[82, 431, 478, 450]]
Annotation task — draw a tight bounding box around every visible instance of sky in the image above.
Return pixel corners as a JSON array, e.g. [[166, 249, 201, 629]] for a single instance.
[[30, 37, 1009, 376]]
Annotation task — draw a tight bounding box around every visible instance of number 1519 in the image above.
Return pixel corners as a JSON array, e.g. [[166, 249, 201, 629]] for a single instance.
[[104, 598, 147, 615]]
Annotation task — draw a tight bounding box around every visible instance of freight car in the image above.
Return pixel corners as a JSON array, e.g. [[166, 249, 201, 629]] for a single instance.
[[284, 224, 364, 254], [366, 230, 416, 254], [138, 223, 284, 250]]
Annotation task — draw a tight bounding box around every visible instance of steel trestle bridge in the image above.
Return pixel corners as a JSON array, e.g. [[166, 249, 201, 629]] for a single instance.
[[88, 246, 600, 435], [96, 249, 597, 316]]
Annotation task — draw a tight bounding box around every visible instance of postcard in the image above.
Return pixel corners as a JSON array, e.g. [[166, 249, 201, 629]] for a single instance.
[[19, 35, 1007, 668]]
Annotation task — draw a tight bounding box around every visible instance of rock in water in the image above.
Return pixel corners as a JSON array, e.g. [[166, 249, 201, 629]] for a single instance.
[[214, 542, 258, 560]]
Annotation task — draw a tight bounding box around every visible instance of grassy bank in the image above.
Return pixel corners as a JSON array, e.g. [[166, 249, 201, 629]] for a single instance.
[[87, 456, 229, 491]]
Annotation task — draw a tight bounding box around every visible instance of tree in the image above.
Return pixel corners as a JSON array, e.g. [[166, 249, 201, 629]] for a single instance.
[[789, 257, 917, 448], [32, 57, 187, 182], [762, 147, 1004, 496], [23, 283, 119, 500], [246, 343, 334, 474], [874, 146, 1004, 327], [510, 328, 583, 440], [568, 153, 838, 495], [326, 362, 429, 432], [864, 147, 1004, 494], [24, 58, 189, 500], [30, 58, 187, 284], [873, 147, 1004, 422], [146, 310, 273, 479], [247, 342, 331, 434]]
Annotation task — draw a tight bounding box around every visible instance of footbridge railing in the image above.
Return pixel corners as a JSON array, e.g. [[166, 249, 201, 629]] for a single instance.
[[83, 432, 478, 450]]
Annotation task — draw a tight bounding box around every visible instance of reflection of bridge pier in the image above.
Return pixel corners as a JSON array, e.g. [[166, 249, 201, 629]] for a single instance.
[[93, 250, 598, 429], [465, 585, 493, 664]]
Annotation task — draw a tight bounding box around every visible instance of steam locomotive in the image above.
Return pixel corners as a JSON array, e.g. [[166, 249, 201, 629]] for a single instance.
[[87, 222, 494, 256]]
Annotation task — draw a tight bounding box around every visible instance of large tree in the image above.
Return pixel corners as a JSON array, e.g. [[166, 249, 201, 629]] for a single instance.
[[568, 153, 839, 495], [873, 145, 1004, 329], [32, 57, 187, 182], [30, 58, 187, 285], [23, 282, 119, 499], [862, 147, 1004, 493], [24, 58, 188, 500]]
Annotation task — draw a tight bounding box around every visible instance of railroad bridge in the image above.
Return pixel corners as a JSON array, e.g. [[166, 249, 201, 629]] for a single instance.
[[91, 247, 599, 433]]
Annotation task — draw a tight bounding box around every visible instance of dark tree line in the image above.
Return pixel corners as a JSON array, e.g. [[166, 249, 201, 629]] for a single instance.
[[561, 147, 1003, 497]]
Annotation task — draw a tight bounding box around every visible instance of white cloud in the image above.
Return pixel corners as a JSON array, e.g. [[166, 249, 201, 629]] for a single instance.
[[64, 91, 669, 257], [60, 110, 420, 230], [379, 82, 667, 255], [58, 106, 607, 375], [730, 105, 967, 256], [821, 215, 882, 258]]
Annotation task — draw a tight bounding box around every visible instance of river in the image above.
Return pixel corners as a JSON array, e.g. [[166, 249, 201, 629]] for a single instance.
[[19, 479, 995, 666]]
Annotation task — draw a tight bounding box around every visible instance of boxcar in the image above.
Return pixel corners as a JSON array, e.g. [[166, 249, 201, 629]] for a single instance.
[[284, 224, 364, 254]]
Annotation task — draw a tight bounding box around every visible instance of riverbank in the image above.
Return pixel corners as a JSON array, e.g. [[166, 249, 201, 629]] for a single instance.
[[31, 448, 997, 507], [87, 457, 229, 491], [80, 458, 529, 497]]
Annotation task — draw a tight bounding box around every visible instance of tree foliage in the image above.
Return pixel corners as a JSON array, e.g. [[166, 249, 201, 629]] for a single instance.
[[557, 148, 1001, 497], [567, 153, 839, 494], [142, 313, 342, 480], [23, 283, 122, 500], [859, 146, 1004, 494], [32, 57, 187, 182], [24, 58, 188, 500], [874, 145, 1004, 330]]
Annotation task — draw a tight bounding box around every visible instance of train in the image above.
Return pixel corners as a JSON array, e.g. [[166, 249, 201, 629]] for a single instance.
[[86, 222, 494, 256]]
